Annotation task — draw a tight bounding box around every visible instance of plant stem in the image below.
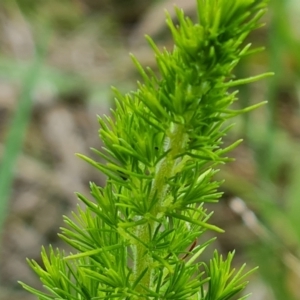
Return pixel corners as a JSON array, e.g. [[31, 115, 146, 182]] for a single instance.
[[133, 123, 188, 292]]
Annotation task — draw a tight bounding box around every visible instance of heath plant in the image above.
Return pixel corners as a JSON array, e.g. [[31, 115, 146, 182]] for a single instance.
[[20, 0, 272, 299]]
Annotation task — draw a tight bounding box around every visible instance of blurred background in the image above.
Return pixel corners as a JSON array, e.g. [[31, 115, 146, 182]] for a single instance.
[[0, 0, 299, 299]]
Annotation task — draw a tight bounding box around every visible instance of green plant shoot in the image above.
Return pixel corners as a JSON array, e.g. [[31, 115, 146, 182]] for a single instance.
[[20, 0, 272, 299]]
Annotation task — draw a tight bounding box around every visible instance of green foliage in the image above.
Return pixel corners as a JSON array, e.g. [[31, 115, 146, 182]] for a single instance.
[[19, 0, 272, 299]]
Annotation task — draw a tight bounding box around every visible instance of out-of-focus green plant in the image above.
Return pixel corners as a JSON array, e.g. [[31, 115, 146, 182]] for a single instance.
[[0, 45, 45, 232], [19, 0, 272, 299], [223, 0, 300, 298]]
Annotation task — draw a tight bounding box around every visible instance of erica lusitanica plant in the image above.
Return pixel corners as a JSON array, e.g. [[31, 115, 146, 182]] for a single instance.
[[20, 0, 272, 299]]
